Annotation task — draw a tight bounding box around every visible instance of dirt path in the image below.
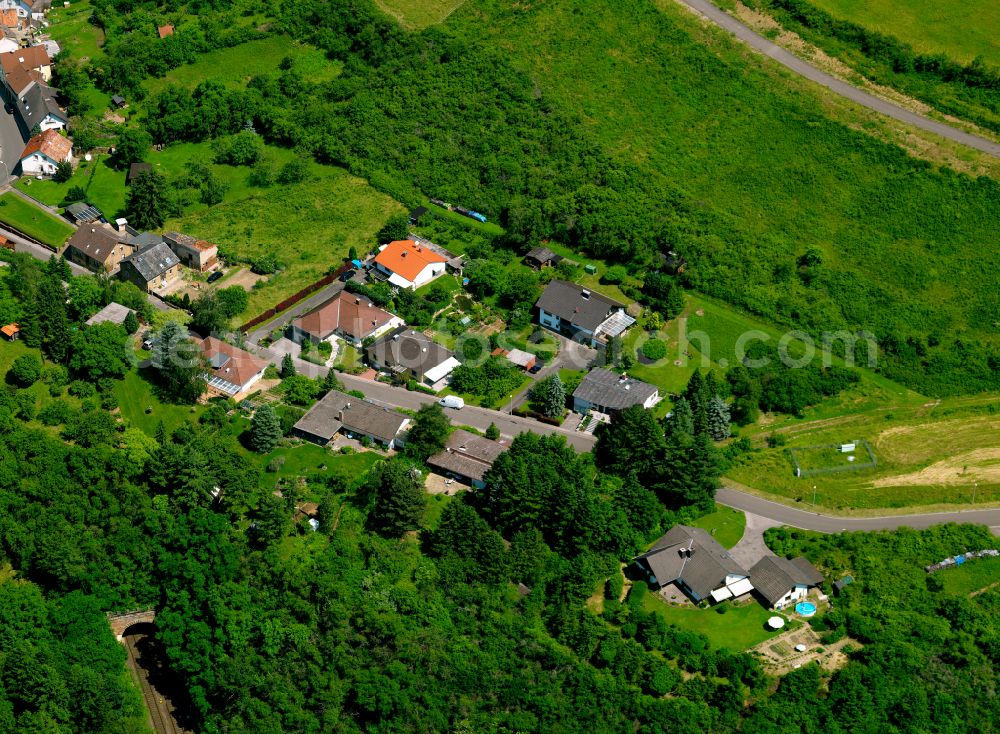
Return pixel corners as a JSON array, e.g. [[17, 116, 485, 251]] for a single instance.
[[672, 0, 1000, 158]]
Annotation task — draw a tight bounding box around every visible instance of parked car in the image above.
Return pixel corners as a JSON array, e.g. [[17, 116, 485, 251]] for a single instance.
[[339, 269, 356, 282], [206, 270, 224, 283], [438, 395, 465, 409], [528, 362, 543, 374]]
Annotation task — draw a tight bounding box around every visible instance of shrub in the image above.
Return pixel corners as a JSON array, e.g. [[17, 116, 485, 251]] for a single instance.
[[38, 400, 73, 426], [9, 354, 41, 386], [266, 456, 286, 473], [68, 380, 96, 399], [766, 433, 787, 448], [641, 339, 667, 361]]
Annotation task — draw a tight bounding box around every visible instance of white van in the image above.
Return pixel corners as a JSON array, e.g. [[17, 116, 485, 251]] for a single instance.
[[438, 395, 465, 409]]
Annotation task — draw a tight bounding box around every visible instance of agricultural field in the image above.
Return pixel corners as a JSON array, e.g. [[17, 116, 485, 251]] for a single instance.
[[0, 193, 75, 247], [728, 392, 1000, 510], [807, 0, 1000, 66], [165, 165, 404, 319], [45, 0, 104, 62], [145, 37, 341, 95], [374, 0, 467, 29]]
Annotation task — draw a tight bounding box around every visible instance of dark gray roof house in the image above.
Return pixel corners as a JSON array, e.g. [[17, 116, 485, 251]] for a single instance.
[[535, 280, 635, 345], [365, 326, 460, 387], [292, 389, 411, 448], [524, 246, 560, 268], [572, 368, 659, 414], [12, 81, 66, 139], [749, 556, 824, 609], [426, 429, 508, 488], [635, 525, 751, 603], [118, 241, 180, 292]]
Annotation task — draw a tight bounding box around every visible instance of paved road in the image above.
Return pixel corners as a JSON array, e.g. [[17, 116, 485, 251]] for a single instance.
[[717, 487, 1000, 535], [333, 372, 599, 452], [678, 0, 1000, 158]]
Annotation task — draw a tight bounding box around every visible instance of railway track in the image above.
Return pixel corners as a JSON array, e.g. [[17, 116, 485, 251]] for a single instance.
[[124, 632, 182, 734]]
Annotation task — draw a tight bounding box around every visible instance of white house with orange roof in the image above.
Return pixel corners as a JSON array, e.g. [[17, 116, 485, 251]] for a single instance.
[[373, 239, 448, 290], [19, 129, 71, 176]]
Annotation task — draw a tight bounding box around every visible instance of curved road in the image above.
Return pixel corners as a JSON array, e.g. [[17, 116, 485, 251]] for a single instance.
[[677, 0, 1000, 158], [717, 487, 1000, 535]]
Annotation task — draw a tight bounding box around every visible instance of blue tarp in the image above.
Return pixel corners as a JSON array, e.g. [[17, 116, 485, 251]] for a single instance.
[[351, 259, 363, 269]]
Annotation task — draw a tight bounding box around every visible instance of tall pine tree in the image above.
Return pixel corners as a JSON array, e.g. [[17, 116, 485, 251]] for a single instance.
[[707, 396, 731, 441]]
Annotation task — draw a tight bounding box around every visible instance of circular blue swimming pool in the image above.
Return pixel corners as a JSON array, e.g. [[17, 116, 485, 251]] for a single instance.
[[795, 602, 817, 617]]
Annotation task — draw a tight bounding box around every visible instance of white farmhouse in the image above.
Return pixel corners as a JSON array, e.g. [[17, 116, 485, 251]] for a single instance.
[[18, 129, 71, 176]]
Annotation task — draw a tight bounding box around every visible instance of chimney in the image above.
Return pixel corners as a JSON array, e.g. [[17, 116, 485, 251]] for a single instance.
[[115, 217, 128, 231]]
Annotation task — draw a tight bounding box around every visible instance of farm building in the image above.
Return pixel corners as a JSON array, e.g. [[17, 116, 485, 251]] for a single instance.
[[572, 368, 658, 414], [535, 280, 635, 347], [373, 239, 448, 290], [292, 389, 410, 449], [1, 323, 18, 340], [366, 326, 460, 391], [634, 525, 753, 604], [523, 246, 561, 269], [63, 225, 134, 273], [118, 241, 182, 293], [84, 302, 132, 327], [162, 231, 218, 271], [426, 429, 508, 489], [290, 291, 402, 348]]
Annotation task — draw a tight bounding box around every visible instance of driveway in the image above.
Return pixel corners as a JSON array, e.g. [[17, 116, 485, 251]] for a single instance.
[[246, 281, 345, 343], [726, 511, 780, 568], [677, 0, 1000, 158], [510, 332, 598, 411], [717, 486, 1000, 536]]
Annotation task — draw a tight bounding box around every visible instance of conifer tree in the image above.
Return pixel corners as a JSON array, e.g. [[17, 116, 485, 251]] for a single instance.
[[707, 395, 731, 441], [250, 404, 282, 453], [280, 352, 296, 378]]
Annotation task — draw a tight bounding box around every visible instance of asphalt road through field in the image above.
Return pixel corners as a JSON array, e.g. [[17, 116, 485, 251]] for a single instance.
[[677, 0, 1000, 158], [717, 486, 1000, 535]]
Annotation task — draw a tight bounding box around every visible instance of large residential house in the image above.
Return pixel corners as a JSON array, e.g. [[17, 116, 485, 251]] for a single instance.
[[572, 368, 658, 414], [373, 239, 448, 290], [118, 241, 182, 293], [18, 128, 71, 176], [289, 291, 402, 348], [64, 225, 134, 273], [0, 46, 51, 82], [749, 556, 824, 610], [199, 337, 267, 396], [366, 326, 460, 391], [426, 429, 507, 489], [292, 389, 410, 449], [162, 231, 218, 271], [634, 525, 753, 604], [535, 280, 635, 347]]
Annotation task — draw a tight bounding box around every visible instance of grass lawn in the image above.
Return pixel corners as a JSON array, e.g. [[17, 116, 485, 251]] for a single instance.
[[145, 37, 341, 95], [374, 0, 467, 29], [17, 154, 127, 220], [46, 0, 105, 61], [423, 492, 454, 531], [0, 193, 75, 247], [114, 369, 205, 436], [166, 165, 404, 319], [689, 505, 746, 549], [807, 0, 1000, 66], [260, 445, 382, 495], [642, 595, 790, 651], [938, 556, 1000, 596]]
